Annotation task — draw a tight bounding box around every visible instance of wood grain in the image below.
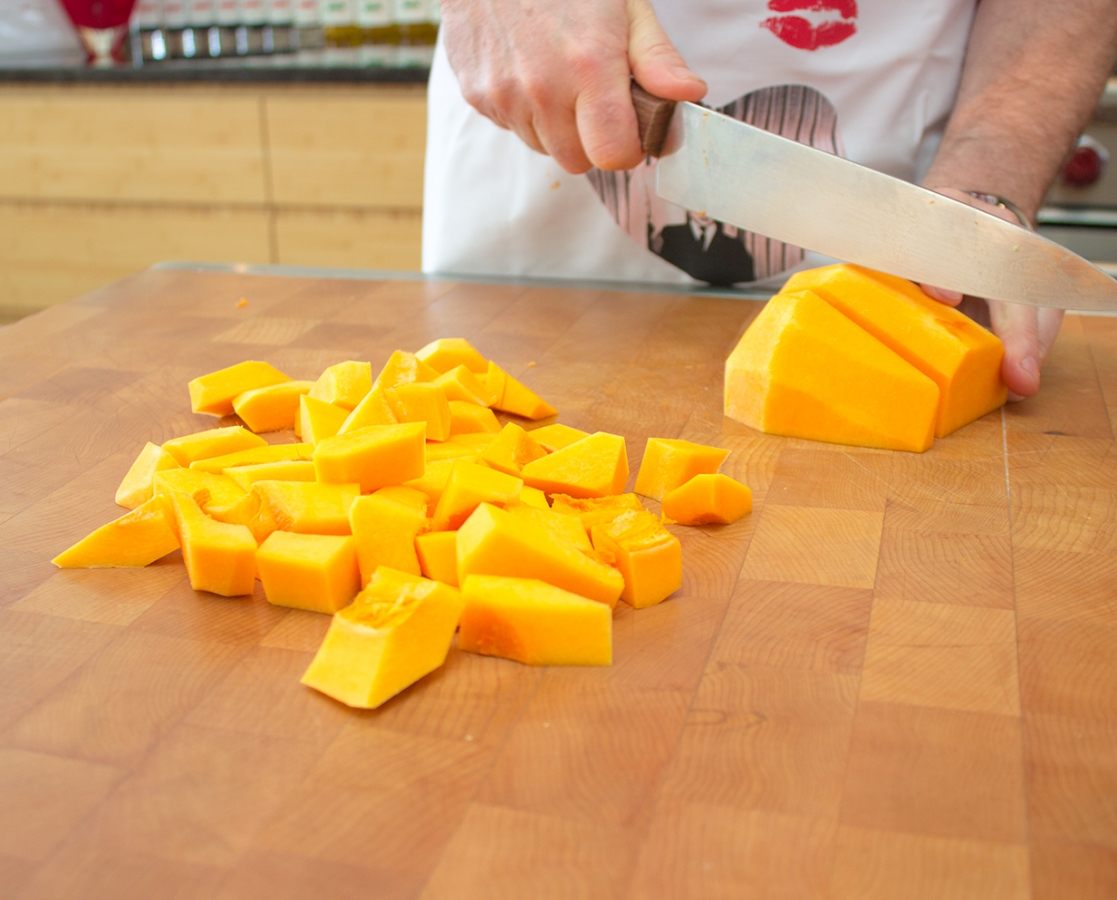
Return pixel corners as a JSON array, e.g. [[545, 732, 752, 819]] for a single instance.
[[0, 269, 1115, 898]]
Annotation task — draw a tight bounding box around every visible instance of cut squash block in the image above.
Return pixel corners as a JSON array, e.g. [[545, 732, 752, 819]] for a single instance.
[[480, 422, 547, 476], [634, 438, 729, 501], [233, 380, 313, 433], [457, 503, 624, 608], [248, 481, 361, 541], [448, 401, 501, 436], [257, 531, 361, 614], [519, 485, 550, 509], [486, 362, 557, 420], [163, 426, 267, 467], [309, 361, 372, 410], [782, 265, 1007, 437], [301, 567, 464, 709], [404, 457, 458, 507], [528, 423, 589, 452], [53, 495, 179, 568], [115, 442, 180, 509], [662, 474, 752, 525], [425, 442, 477, 463], [435, 366, 499, 407], [189, 360, 291, 417], [339, 384, 396, 434], [171, 492, 257, 597], [299, 395, 349, 446], [725, 290, 940, 453], [502, 503, 594, 553], [349, 493, 428, 584], [520, 432, 628, 499], [591, 510, 681, 609], [432, 462, 522, 531], [313, 423, 427, 493], [459, 575, 611, 666], [374, 350, 439, 390], [416, 338, 489, 374], [416, 531, 458, 586], [153, 469, 246, 515], [225, 459, 316, 490], [189, 442, 313, 474], [550, 493, 643, 532], [386, 383, 452, 442]]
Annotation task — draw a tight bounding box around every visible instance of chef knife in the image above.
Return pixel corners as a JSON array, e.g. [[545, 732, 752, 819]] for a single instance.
[[631, 85, 1117, 311]]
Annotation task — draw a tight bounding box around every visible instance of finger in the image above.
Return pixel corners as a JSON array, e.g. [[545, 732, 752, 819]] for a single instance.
[[988, 300, 1042, 399], [534, 103, 594, 172], [1036, 307, 1065, 363], [920, 284, 964, 306], [627, 0, 707, 102], [570, 42, 645, 171]]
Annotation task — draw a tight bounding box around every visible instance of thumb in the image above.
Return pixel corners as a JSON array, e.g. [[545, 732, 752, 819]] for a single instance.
[[627, 0, 707, 102]]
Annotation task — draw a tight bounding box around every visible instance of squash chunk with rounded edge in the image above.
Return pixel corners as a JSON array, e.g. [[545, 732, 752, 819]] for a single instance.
[[385, 383, 452, 442], [233, 380, 313, 433], [432, 461, 523, 532], [257, 531, 361, 613], [457, 503, 624, 608], [309, 360, 372, 411], [662, 473, 752, 525], [434, 366, 499, 407], [591, 509, 681, 609], [153, 469, 246, 516], [416, 531, 458, 585], [404, 457, 458, 507], [163, 426, 267, 467], [301, 567, 464, 709], [116, 442, 180, 509], [486, 362, 558, 420], [314, 423, 427, 493], [448, 401, 501, 436], [53, 495, 179, 568], [338, 384, 396, 435], [374, 350, 439, 390], [299, 395, 349, 446], [459, 575, 611, 666], [349, 493, 428, 584], [171, 492, 257, 597], [528, 423, 589, 452], [724, 290, 940, 453], [550, 493, 643, 533], [225, 459, 316, 491], [416, 338, 489, 374], [782, 264, 1008, 437], [189, 360, 291, 417], [520, 432, 628, 499], [634, 438, 730, 501], [481, 422, 547, 476], [189, 442, 313, 474], [248, 481, 361, 542]]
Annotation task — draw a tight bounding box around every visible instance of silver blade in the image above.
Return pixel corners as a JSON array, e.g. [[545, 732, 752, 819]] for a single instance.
[[656, 102, 1117, 311]]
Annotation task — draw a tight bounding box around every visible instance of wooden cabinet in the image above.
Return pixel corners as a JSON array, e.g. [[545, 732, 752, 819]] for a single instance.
[[0, 82, 426, 322]]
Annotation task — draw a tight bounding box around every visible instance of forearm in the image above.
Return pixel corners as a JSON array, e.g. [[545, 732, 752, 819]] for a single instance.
[[923, 0, 1117, 219]]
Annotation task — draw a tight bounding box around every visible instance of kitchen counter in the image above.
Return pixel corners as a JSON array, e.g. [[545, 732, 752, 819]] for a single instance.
[[0, 265, 1114, 898]]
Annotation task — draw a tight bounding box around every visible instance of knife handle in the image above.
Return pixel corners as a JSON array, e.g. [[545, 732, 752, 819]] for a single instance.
[[631, 83, 676, 158]]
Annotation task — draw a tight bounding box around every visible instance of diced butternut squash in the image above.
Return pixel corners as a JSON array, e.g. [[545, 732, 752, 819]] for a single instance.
[[415, 531, 458, 585], [520, 432, 628, 499], [188, 360, 291, 417], [309, 360, 372, 410], [299, 395, 349, 446], [53, 495, 179, 568], [501, 502, 594, 553], [457, 503, 624, 608], [425, 441, 478, 463], [115, 442, 180, 509], [550, 493, 643, 532], [301, 567, 464, 709], [248, 480, 361, 541], [449, 432, 498, 451], [349, 493, 428, 584], [404, 457, 458, 508], [374, 350, 440, 390], [782, 264, 1008, 437], [590, 510, 681, 609], [661, 474, 752, 525], [163, 426, 267, 467], [634, 438, 729, 501], [374, 485, 431, 516], [448, 401, 501, 436], [519, 485, 550, 509], [257, 531, 361, 614], [233, 380, 313, 433], [487, 362, 558, 419], [189, 442, 313, 473], [480, 422, 548, 476], [432, 461, 523, 531], [385, 382, 452, 442], [225, 459, 316, 490], [153, 468, 246, 516], [338, 383, 396, 435], [416, 338, 489, 374], [724, 290, 940, 453], [528, 423, 589, 452], [171, 492, 257, 597], [434, 366, 499, 407], [484, 360, 507, 407], [313, 423, 427, 493], [459, 575, 611, 666]]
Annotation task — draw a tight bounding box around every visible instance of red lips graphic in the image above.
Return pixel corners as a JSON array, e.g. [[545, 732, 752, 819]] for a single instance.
[[762, 0, 858, 51]]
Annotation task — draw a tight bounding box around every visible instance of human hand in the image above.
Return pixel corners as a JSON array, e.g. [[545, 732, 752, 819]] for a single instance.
[[920, 188, 1064, 400], [439, 0, 707, 174]]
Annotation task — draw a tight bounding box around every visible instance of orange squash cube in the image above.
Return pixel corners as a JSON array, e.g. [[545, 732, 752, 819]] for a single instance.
[[232, 380, 313, 433], [115, 441, 181, 509], [313, 422, 427, 493], [171, 492, 257, 597], [501, 502, 594, 553], [425, 441, 478, 463], [309, 360, 372, 410], [480, 422, 548, 476], [457, 503, 624, 607], [520, 432, 628, 499], [248, 480, 361, 541], [374, 350, 440, 390], [299, 395, 349, 446], [163, 426, 267, 467], [53, 495, 179, 568], [338, 383, 396, 435], [519, 485, 550, 509], [416, 337, 489, 374], [458, 575, 612, 666], [188, 360, 291, 417], [403, 457, 458, 508], [448, 401, 501, 436], [225, 459, 316, 490], [550, 493, 643, 532], [189, 442, 313, 474], [449, 432, 498, 452], [527, 423, 589, 452], [301, 567, 464, 709], [434, 365, 499, 407], [349, 492, 428, 584], [385, 382, 452, 442], [431, 461, 523, 531], [374, 485, 431, 516], [725, 290, 940, 453], [153, 468, 246, 516], [661, 474, 752, 525], [415, 531, 459, 585], [486, 362, 558, 420], [257, 531, 361, 613], [634, 438, 730, 501], [590, 509, 682, 609]]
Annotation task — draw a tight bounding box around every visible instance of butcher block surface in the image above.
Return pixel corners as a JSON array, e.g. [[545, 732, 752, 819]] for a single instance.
[[0, 268, 1115, 900]]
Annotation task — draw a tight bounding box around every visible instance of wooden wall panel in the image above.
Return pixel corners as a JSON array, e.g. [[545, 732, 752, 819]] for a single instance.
[[274, 207, 422, 271], [266, 87, 427, 209], [0, 87, 268, 205]]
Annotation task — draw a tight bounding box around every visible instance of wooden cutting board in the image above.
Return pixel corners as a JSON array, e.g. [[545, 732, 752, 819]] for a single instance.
[[0, 268, 1114, 900]]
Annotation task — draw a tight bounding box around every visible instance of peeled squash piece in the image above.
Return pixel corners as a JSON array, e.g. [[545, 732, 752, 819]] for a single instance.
[[662, 474, 752, 526], [416, 338, 489, 375], [313, 423, 427, 493], [486, 362, 558, 420], [233, 380, 313, 433], [224, 459, 316, 490], [550, 493, 643, 533], [458, 575, 612, 666], [528, 423, 589, 452], [301, 567, 464, 709], [257, 531, 361, 614], [431, 461, 523, 532], [782, 265, 1007, 437], [339, 384, 396, 435], [349, 492, 428, 583], [248, 481, 361, 541], [590, 509, 682, 609], [53, 495, 179, 568], [163, 426, 267, 467], [189, 360, 291, 417], [309, 361, 372, 411], [434, 366, 499, 407], [448, 401, 501, 436], [415, 531, 458, 585], [115, 442, 181, 509], [189, 442, 313, 474], [385, 382, 452, 442], [374, 350, 440, 390], [299, 395, 349, 446], [171, 492, 257, 597], [520, 432, 628, 499], [153, 469, 246, 516], [480, 422, 548, 476], [634, 438, 730, 501], [725, 290, 940, 453]]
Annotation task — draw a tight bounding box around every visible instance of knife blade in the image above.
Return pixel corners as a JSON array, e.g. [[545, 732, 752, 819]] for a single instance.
[[631, 85, 1117, 311]]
